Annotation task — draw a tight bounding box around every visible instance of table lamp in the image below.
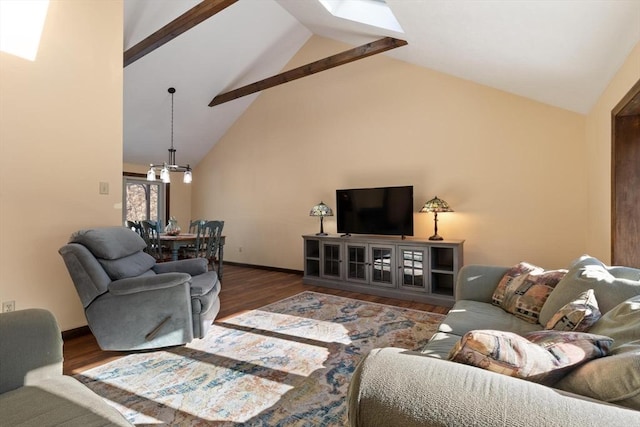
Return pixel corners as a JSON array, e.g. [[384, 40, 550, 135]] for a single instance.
[[309, 201, 333, 236], [419, 196, 453, 240]]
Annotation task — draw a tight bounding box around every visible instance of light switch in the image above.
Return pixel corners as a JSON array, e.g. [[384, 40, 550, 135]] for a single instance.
[[99, 182, 109, 195]]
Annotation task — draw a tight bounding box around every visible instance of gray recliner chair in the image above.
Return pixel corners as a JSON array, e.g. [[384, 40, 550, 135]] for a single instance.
[[59, 227, 221, 351]]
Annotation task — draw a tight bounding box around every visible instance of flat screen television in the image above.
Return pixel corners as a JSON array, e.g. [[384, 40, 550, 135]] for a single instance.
[[336, 186, 414, 237]]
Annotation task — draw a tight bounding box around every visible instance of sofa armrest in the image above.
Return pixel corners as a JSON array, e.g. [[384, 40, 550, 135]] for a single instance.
[[0, 309, 63, 394], [152, 258, 208, 276], [455, 264, 510, 302], [348, 347, 640, 427], [108, 272, 191, 295]]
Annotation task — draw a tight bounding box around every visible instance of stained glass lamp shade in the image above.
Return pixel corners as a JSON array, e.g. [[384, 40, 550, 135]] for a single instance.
[[309, 201, 333, 236], [419, 196, 453, 241]]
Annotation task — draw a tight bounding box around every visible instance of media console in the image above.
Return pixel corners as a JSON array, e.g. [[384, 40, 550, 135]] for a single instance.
[[302, 234, 464, 307]]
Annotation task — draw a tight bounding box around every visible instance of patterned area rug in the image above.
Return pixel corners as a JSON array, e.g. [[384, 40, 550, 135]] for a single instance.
[[76, 291, 444, 426]]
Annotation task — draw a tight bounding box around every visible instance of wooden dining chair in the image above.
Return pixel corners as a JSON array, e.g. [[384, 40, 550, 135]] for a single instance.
[[201, 220, 224, 271], [126, 220, 145, 238], [181, 220, 204, 258], [141, 220, 166, 261]]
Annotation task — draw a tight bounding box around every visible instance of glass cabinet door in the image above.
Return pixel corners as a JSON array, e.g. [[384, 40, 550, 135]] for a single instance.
[[346, 244, 367, 283], [370, 245, 395, 287], [398, 246, 427, 291], [321, 242, 343, 279]]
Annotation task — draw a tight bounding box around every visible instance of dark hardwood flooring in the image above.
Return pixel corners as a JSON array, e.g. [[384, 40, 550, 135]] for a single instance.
[[63, 264, 450, 375]]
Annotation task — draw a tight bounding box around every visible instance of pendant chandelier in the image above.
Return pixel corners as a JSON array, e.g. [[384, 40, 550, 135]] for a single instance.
[[147, 87, 192, 184]]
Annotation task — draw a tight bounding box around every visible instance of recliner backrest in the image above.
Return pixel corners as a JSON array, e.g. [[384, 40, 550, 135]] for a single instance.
[[70, 227, 146, 259], [59, 227, 157, 307]]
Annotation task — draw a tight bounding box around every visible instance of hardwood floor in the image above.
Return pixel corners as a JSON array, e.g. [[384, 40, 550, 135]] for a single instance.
[[63, 264, 450, 375]]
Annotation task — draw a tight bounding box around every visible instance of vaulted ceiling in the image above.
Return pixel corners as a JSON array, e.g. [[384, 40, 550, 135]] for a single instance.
[[124, 0, 640, 168]]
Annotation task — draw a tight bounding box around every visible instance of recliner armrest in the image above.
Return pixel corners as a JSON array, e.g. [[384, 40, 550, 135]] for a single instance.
[[108, 272, 191, 295], [152, 258, 208, 276]]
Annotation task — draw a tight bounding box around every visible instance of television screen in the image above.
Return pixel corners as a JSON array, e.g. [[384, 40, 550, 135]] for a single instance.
[[336, 186, 414, 236]]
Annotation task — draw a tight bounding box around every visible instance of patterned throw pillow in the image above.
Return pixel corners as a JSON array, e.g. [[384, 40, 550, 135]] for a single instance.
[[448, 329, 612, 386], [545, 289, 601, 332], [492, 262, 543, 307], [494, 264, 568, 324]]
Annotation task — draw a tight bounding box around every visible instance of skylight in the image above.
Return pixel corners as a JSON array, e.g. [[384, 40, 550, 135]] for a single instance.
[[0, 0, 50, 61], [319, 0, 404, 33]]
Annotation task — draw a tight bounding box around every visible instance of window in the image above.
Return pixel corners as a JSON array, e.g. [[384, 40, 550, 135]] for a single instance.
[[0, 0, 50, 61], [122, 173, 169, 226], [318, 0, 403, 33]]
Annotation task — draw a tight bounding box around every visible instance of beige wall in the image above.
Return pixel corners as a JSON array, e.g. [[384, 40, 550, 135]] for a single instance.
[[123, 163, 192, 230], [192, 36, 587, 271], [0, 1, 123, 330], [584, 42, 640, 263]]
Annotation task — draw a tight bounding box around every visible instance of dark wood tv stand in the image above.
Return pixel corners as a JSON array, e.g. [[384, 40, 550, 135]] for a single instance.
[[302, 234, 464, 307]]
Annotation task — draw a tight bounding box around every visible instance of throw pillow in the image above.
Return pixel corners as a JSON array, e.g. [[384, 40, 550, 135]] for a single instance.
[[448, 329, 613, 386], [501, 268, 567, 324], [544, 289, 601, 332], [492, 262, 542, 307]]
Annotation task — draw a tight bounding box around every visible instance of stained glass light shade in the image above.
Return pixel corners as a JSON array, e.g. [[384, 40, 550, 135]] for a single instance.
[[419, 196, 453, 240], [310, 201, 333, 236], [420, 196, 453, 214]]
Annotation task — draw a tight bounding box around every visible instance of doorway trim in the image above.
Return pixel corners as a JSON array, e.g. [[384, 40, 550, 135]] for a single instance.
[[611, 78, 640, 266]]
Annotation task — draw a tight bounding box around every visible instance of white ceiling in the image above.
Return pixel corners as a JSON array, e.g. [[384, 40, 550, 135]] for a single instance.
[[123, 0, 640, 168]]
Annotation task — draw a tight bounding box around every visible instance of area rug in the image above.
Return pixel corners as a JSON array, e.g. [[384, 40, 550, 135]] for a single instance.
[[76, 291, 444, 426]]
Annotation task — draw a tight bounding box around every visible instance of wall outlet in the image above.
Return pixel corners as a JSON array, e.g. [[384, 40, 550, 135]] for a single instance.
[[238, 246, 243, 253], [2, 301, 15, 313]]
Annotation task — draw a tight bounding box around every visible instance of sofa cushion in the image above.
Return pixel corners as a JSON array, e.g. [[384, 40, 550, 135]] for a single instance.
[[448, 329, 612, 386], [545, 289, 601, 332], [440, 300, 542, 337], [420, 332, 462, 359], [99, 251, 157, 280], [554, 350, 640, 411], [70, 227, 147, 260], [588, 295, 640, 353], [539, 256, 640, 326], [0, 376, 132, 426]]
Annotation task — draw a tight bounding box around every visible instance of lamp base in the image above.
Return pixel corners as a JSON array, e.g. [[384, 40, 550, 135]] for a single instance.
[[316, 232, 328, 236], [428, 234, 444, 241]]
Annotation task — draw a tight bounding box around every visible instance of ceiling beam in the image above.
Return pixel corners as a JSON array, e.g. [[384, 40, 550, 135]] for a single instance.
[[124, 0, 238, 67], [209, 37, 408, 107]]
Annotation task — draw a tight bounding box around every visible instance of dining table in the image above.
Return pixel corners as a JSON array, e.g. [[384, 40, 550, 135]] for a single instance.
[[159, 233, 226, 279]]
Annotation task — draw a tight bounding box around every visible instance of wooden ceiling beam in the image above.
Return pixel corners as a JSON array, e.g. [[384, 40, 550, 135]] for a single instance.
[[209, 37, 408, 107], [124, 0, 238, 67]]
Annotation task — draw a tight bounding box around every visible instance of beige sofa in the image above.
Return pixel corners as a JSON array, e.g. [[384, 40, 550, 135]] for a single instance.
[[0, 309, 133, 426], [348, 256, 640, 426]]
